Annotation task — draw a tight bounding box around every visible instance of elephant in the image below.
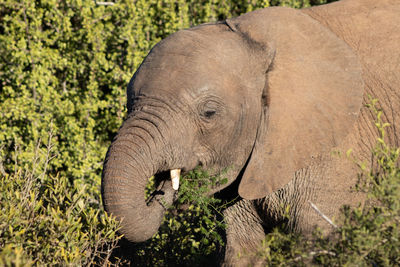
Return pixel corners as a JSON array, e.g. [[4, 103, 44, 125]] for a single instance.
[[102, 0, 400, 265]]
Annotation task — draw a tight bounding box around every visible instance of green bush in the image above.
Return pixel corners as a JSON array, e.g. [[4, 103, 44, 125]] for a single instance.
[[127, 168, 230, 266], [0, 134, 121, 266]]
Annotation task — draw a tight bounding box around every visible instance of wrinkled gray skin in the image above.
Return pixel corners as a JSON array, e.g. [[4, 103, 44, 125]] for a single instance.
[[102, 0, 400, 265]]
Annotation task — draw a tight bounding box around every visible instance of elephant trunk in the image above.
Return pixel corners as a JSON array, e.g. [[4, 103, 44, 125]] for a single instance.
[[101, 116, 176, 242]]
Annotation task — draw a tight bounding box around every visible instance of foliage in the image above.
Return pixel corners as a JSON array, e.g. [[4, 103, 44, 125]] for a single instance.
[[0, 135, 121, 266], [127, 168, 230, 266], [255, 100, 400, 266]]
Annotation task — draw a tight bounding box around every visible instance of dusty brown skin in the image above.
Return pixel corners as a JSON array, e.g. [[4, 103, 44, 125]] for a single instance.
[[102, 0, 400, 265]]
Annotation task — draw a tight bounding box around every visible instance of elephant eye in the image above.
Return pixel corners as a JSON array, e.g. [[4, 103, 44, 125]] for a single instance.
[[199, 99, 221, 120], [203, 110, 216, 118]]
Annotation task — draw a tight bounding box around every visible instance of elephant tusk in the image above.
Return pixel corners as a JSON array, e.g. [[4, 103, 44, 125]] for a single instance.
[[170, 169, 181, 190]]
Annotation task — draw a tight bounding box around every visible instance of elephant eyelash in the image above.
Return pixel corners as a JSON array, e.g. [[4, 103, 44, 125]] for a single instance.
[[198, 97, 224, 121]]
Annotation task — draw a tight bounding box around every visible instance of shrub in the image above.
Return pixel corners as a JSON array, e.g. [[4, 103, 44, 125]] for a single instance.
[[0, 133, 121, 266], [117, 168, 231, 266]]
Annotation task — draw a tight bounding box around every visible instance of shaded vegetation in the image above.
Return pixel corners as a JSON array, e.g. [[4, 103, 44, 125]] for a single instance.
[[125, 168, 231, 266]]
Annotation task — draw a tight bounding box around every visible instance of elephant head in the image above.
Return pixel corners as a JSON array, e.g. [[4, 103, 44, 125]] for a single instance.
[[102, 7, 363, 242]]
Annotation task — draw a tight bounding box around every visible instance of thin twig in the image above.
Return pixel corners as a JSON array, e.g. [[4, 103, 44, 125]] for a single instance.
[[309, 201, 338, 229], [293, 249, 336, 262], [360, 238, 387, 260], [39, 124, 57, 182]]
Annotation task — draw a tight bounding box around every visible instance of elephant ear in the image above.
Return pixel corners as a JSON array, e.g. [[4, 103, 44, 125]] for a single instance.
[[228, 7, 364, 200]]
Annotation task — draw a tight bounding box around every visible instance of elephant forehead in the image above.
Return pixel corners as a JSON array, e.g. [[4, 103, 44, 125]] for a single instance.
[[129, 25, 264, 105], [133, 49, 244, 97], [134, 59, 241, 101], [144, 27, 251, 72]]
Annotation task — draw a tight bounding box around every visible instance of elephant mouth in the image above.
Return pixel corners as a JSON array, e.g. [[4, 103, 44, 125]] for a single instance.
[[146, 157, 207, 203], [145, 168, 182, 206]]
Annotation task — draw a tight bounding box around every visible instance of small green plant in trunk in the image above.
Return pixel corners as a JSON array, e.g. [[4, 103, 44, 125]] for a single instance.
[[128, 168, 230, 266]]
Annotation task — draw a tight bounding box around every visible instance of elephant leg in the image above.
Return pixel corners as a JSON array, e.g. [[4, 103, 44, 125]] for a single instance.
[[222, 200, 266, 267]]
